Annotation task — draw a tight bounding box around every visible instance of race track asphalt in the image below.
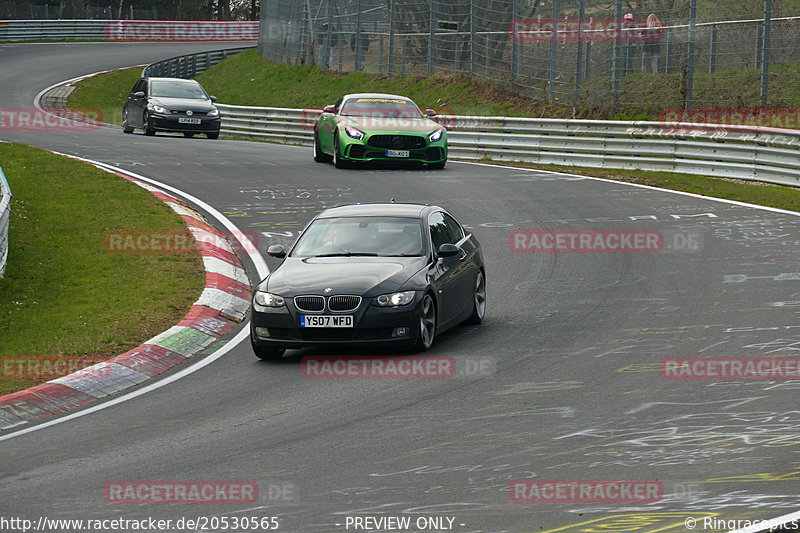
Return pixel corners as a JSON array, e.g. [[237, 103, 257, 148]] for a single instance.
[[1, 42, 798, 533]]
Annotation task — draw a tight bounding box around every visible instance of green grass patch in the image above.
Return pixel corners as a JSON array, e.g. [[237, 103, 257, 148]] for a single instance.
[[67, 65, 143, 127], [0, 143, 204, 395]]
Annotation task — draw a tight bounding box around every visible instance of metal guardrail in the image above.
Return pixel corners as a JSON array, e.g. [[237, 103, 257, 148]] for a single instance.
[[215, 104, 800, 188], [0, 164, 11, 279], [142, 47, 253, 78], [0, 19, 259, 42]]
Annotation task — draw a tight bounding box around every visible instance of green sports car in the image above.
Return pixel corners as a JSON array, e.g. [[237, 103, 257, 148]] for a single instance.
[[312, 93, 447, 169]]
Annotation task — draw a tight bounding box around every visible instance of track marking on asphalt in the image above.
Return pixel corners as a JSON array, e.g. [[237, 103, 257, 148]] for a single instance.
[[0, 156, 269, 443]]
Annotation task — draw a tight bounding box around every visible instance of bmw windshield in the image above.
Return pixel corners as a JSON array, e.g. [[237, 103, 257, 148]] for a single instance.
[[291, 217, 425, 257]]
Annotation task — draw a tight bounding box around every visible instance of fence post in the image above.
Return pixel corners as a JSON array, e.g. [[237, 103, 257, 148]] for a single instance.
[[428, 1, 435, 76], [709, 23, 717, 73], [325, 0, 334, 69], [388, 0, 394, 75], [584, 40, 591, 79], [685, 0, 697, 109], [612, 0, 621, 106], [665, 29, 671, 74], [379, 35, 384, 74], [402, 35, 407, 75], [572, 0, 586, 116], [470, 0, 476, 75], [511, 0, 518, 80], [548, 0, 558, 102], [354, 0, 363, 70], [755, 22, 763, 69], [761, 0, 772, 106]]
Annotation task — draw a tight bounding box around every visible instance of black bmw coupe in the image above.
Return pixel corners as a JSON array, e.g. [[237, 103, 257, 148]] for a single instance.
[[250, 203, 486, 360]]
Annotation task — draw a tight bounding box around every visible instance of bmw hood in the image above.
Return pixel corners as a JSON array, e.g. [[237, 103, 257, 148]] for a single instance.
[[342, 116, 441, 133], [263, 256, 428, 296], [149, 97, 216, 113]]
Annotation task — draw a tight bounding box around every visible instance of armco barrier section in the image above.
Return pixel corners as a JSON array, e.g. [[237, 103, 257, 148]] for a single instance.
[[0, 19, 258, 42], [0, 164, 11, 279], [142, 47, 253, 79], [215, 104, 800, 188]]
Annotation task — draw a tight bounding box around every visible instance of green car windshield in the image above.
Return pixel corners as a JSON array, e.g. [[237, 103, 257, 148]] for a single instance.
[[340, 97, 422, 118], [291, 217, 425, 257]]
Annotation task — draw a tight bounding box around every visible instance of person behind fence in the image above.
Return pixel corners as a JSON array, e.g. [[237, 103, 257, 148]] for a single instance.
[[318, 23, 338, 68], [644, 13, 663, 73], [621, 13, 637, 75]]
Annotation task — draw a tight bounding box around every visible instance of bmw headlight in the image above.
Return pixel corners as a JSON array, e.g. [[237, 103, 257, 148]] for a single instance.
[[374, 291, 415, 307], [207, 108, 220, 118], [254, 291, 285, 307], [150, 104, 169, 114], [345, 125, 365, 140], [429, 128, 444, 142]]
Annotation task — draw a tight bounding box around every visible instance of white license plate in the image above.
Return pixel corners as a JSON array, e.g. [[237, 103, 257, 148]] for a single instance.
[[301, 315, 354, 328], [385, 149, 410, 158], [178, 117, 202, 124]]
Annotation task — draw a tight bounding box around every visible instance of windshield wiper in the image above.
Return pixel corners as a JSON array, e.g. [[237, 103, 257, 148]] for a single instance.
[[315, 251, 379, 257]]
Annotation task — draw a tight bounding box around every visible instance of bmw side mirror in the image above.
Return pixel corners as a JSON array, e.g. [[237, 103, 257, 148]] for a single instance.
[[267, 244, 286, 258], [425, 108, 437, 117], [134, 91, 145, 98], [437, 243, 459, 257], [210, 95, 217, 102], [323, 104, 336, 114]]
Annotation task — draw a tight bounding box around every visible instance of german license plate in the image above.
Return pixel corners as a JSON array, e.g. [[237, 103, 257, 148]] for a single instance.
[[385, 149, 409, 158], [178, 117, 202, 124], [301, 315, 354, 328]]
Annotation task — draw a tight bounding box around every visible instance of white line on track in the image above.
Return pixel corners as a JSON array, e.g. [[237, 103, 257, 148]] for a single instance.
[[0, 157, 270, 443]]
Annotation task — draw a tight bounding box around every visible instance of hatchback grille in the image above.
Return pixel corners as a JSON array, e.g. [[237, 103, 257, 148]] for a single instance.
[[368, 135, 426, 150], [294, 296, 325, 312], [328, 295, 361, 312]]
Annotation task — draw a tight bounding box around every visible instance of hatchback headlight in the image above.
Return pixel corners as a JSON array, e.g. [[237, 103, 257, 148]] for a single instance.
[[207, 108, 220, 117], [345, 125, 365, 140], [151, 104, 169, 114], [429, 128, 444, 142], [374, 291, 415, 307], [254, 291, 285, 307]]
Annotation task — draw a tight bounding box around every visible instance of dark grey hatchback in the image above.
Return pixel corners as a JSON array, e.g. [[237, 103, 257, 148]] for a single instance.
[[122, 77, 221, 138], [250, 203, 486, 360]]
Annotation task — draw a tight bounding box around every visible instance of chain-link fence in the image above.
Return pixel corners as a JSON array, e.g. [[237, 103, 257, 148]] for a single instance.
[[258, 0, 800, 115]]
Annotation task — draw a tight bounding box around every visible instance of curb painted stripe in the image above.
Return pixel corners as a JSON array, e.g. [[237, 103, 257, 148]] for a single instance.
[[0, 156, 255, 431]]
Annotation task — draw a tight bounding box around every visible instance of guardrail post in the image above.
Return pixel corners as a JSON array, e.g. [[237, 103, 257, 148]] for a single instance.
[[685, 0, 697, 109], [761, 0, 772, 106]]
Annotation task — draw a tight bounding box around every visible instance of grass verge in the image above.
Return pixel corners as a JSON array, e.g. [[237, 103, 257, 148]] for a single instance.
[[0, 143, 204, 395]]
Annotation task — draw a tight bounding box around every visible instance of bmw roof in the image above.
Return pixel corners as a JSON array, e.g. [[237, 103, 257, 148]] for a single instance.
[[316, 203, 441, 219]]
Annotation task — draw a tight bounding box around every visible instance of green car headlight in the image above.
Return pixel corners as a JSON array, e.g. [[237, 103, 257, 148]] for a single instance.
[[345, 125, 365, 140], [429, 128, 444, 142]]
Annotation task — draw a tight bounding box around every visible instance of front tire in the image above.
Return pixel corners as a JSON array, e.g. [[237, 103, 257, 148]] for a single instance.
[[252, 340, 286, 361], [313, 129, 333, 162], [465, 270, 486, 324], [183, 132, 195, 138], [122, 109, 134, 133], [428, 161, 446, 170], [207, 131, 219, 139], [333, 133, 349, 169], [415, 293, 437, 351], [143, 113, 155, 136]]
